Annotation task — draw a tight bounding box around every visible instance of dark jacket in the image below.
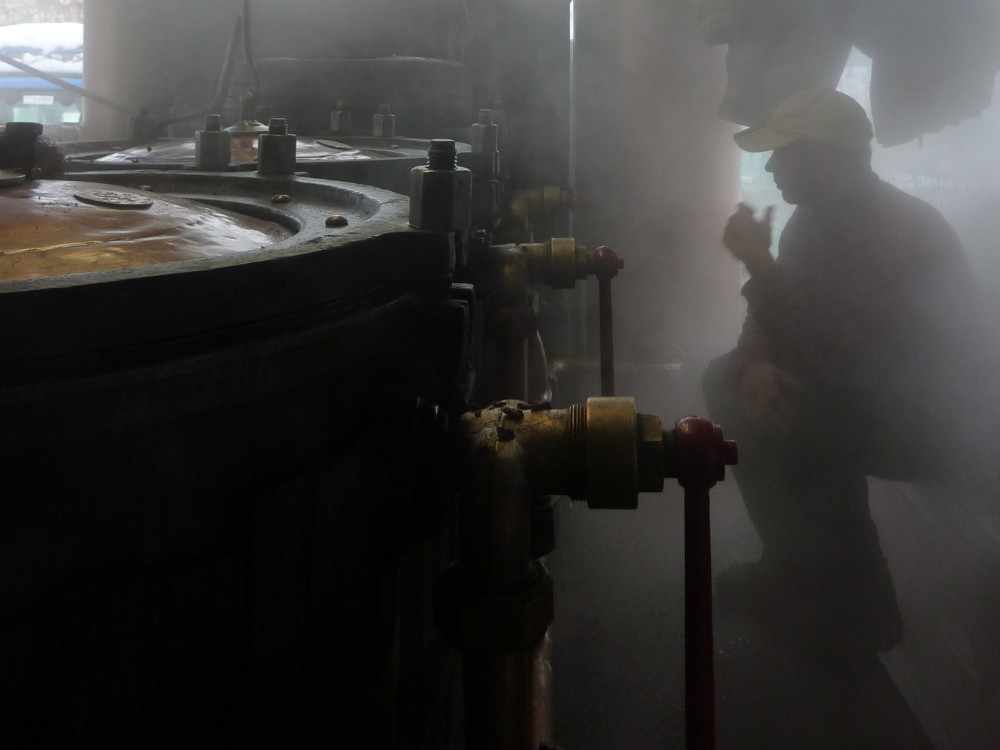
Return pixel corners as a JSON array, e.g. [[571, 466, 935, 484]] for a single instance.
[[735, 179, 999, 474]]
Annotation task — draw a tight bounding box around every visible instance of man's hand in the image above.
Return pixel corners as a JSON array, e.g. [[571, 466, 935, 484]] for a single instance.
[[739, 358, 800, 437], [723, 203, 775, 276]]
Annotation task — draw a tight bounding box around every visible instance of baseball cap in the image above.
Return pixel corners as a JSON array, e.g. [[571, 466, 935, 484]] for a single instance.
[[734, 88, 873, 152]]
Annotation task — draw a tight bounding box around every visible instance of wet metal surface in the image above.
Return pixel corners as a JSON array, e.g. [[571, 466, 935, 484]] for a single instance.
[[0, 169, 26, 187], [83, 136, 436, 167], [0, 180, 291, 279]]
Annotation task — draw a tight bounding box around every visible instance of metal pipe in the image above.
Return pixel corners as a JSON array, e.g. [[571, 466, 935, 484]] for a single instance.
[[496, 338, 529, 401], [460, 438, 535, 750], [486, 246, 533, 402], [598, 271, 615, 396], [592, 246, 623, 397], [450, 404, 735, 749], [684, 473, 715, 750], [242, 0, 260, 102], [464, 651, 533, 750]]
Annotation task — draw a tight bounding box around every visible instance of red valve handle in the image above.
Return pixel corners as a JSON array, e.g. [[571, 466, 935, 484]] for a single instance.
[[674, 417, 737, 750], [593, 246, 623, 397]]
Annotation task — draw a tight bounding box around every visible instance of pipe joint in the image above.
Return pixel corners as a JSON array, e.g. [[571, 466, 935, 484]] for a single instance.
[[434, 561, 554, 653], [459, 397, 665, 510]]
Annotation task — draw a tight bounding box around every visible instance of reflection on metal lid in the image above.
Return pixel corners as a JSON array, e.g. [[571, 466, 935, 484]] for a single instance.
[[0, 169, 26, 186], [0, 180, 291, 280], [89, 136, 430, 166]]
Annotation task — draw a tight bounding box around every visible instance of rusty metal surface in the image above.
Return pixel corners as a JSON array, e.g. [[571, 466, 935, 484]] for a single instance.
[[0, 179, 291, 280], [0, 170, 450, 387]]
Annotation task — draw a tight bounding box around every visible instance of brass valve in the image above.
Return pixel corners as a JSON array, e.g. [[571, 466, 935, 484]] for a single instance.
[[458, 397, 735, 510], [506, 186, 579, 224]]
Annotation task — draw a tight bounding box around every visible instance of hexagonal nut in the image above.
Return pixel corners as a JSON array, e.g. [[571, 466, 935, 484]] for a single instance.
[[636, 412, 665, 493], [373, 112, 395, 137], [329, 109, 352, 134], [409, 166, 473, 231], [471, 121, 499, 154]]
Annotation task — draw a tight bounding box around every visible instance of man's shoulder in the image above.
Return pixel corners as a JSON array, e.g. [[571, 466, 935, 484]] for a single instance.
[[871, 180, 952, 230], [867, 180, 962, 254]]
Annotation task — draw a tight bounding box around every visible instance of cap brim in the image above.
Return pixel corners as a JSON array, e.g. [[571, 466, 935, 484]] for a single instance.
[[733, 123, 797, 153]]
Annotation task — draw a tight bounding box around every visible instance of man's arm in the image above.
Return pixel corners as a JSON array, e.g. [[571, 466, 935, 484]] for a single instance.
[[723, 202, 775, 276], [722, 203, 802, 435]]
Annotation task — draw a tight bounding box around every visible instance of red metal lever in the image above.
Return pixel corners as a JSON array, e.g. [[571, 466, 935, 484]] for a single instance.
[[674, 417, 738, 750], [592, 246, 624, 397]]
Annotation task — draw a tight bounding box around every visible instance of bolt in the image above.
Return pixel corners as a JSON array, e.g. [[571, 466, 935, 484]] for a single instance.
[[203, 114, 222, 132], [427, 139, 458, 170], [268, 117, 289, 135], [271, 194, 291, 204], [325, 215, 348, 228], [502, 406, 525, 421]]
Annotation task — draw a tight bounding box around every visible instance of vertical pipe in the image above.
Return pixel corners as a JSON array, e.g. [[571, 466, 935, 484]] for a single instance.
[[593, 246, 623, 397], [685, 482, 715, 750], [460, 439, 535, 750], [464, 652, 533, 750], [531, 633, 556, 747], [597, 272, 615, 397], [496, 339, 530, 401]]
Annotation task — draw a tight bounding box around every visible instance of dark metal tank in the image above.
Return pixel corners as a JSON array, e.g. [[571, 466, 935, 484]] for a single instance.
[[0, 169, 466, 748]]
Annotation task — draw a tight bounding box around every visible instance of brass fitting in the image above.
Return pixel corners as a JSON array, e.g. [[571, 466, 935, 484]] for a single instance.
[[458, 397, 664, 509], [493, 238, 589, 289], [507, 187, 574, 224]]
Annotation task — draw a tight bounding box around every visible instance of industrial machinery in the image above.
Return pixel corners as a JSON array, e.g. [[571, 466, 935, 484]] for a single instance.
[[0, 3, 738, 749]]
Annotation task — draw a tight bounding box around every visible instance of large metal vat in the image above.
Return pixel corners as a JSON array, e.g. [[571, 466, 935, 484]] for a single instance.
[[0, 169, 465, 748]]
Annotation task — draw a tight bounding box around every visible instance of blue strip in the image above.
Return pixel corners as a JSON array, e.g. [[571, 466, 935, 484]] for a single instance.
[[0, 76, 82, 90]]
